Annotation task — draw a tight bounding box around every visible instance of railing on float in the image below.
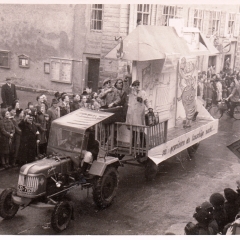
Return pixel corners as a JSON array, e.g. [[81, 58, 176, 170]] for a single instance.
[[95, 120, 168, 157]]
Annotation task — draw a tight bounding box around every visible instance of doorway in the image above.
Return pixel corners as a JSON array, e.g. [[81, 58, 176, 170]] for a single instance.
[[208, 55, 217, 68], [87, 58, 100, 92]]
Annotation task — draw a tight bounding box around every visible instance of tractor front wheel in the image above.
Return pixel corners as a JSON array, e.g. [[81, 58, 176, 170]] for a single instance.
[[0, 188, 19, 219], [51, 201, 73, 233]]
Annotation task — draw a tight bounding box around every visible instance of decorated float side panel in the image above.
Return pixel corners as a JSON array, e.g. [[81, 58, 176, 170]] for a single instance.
[[176, 56, 198, 127], [135, 58, 178, 129]]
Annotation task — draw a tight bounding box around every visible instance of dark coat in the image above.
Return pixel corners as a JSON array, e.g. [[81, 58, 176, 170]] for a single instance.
[[70, 100, 80, 112], [224, 201, 240, 223], [18, 121, 40, 165], [11, 117, 22, 160], [59, 103, 70, 117], [0, 117, 15, 154], [1, 83, 17, 107], [36, 112, 47, 144]]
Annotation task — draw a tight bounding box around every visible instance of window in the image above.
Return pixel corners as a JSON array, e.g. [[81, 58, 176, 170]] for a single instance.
[[91, 4, 103, 30], [18, 54, 29, 68], [209, 11, 221, 35], [162, 5, 177, 26], [193, 9, 204, 31], [228, 13, 235, 35], [44, 63, 50, 74], [137, 4, 150, 25], [50, 58, 72, 84], [0, 50, 10, 68]]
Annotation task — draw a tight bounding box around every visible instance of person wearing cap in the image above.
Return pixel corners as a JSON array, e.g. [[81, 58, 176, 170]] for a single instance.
[[126, 80, 152, 127], [114, 78, 128, 121], [98, 78, 121, 108], [47, 98, 60, 125], [1, 77, 18, 108]]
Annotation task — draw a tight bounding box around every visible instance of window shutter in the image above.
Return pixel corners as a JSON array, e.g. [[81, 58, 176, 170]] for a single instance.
[[203, 10, 210, 36], [156, 5, 164, 26], [150, 4, 157, 25], [188, 8, 194, 27], [220, 12, 227, 37], [176, 6, 183, 18], [128, 4, 138, 33], [234, 13, 240, 37]]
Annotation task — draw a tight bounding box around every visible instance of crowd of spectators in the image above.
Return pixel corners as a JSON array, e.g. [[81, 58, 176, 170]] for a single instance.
[[0, 75, 135, 170], [184, 184, 240, 235], [197, 66, 240, 117]]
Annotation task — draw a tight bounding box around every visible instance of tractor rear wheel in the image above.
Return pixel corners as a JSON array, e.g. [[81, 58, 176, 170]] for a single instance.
[[0, 188, 19, 219], [92, 166, 119, 209]]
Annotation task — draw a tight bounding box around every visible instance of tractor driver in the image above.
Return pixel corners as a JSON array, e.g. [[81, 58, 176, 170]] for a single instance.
[[79, 127, 99, 176]]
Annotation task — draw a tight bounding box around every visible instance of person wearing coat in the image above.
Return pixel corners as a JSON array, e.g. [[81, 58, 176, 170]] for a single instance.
[[126, 80, 152, 148], [11, 108, 24, 166], [36, 105, 48, 155], [1, 77, 18, 108], [0, 110, 15, 169], [47, 98, 60, 125], [79, 94, 91, 109], [10, 109, 23, 167], [59, 94, 70, 117], [114, 78, 128, 121], [70, 94, 80, 112], [18, 113, 40, 165], [98, 78, 121, 108], [126, 80, 152, 127]]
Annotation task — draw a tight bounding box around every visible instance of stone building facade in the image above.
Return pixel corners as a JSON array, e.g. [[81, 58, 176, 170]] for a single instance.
[[0, 4, 239, 95]]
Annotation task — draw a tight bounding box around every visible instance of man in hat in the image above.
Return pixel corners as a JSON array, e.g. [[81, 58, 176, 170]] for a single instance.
[[47, 98, 60, 125], [1, 77, 17, 108], [98, 78, 121, 108]]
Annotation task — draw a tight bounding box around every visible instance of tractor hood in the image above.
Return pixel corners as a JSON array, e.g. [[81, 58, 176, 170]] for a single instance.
[[19, 157, 72, 177]]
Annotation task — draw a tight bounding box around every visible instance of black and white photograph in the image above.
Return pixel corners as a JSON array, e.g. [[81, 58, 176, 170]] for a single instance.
[[1, 0, 240, 236]]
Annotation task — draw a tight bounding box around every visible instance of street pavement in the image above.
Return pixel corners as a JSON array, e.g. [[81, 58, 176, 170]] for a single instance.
[[1, 95, 240, 234]]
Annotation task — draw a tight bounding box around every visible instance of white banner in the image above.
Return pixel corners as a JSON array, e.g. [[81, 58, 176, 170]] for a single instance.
[[148, 119, 219, 165]]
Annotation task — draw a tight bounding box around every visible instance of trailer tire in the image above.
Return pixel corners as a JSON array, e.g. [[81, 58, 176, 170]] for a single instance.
[[92, 166, 119, 209], [187, 143, 200, 158], [145, 159, 158, 181], [0, 188, 19, 219], [51, 201, 72, 233]]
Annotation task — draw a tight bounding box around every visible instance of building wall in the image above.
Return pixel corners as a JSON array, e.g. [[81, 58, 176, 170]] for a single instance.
[[0, 4, 76, 93], [0, 4, 240, 95]]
